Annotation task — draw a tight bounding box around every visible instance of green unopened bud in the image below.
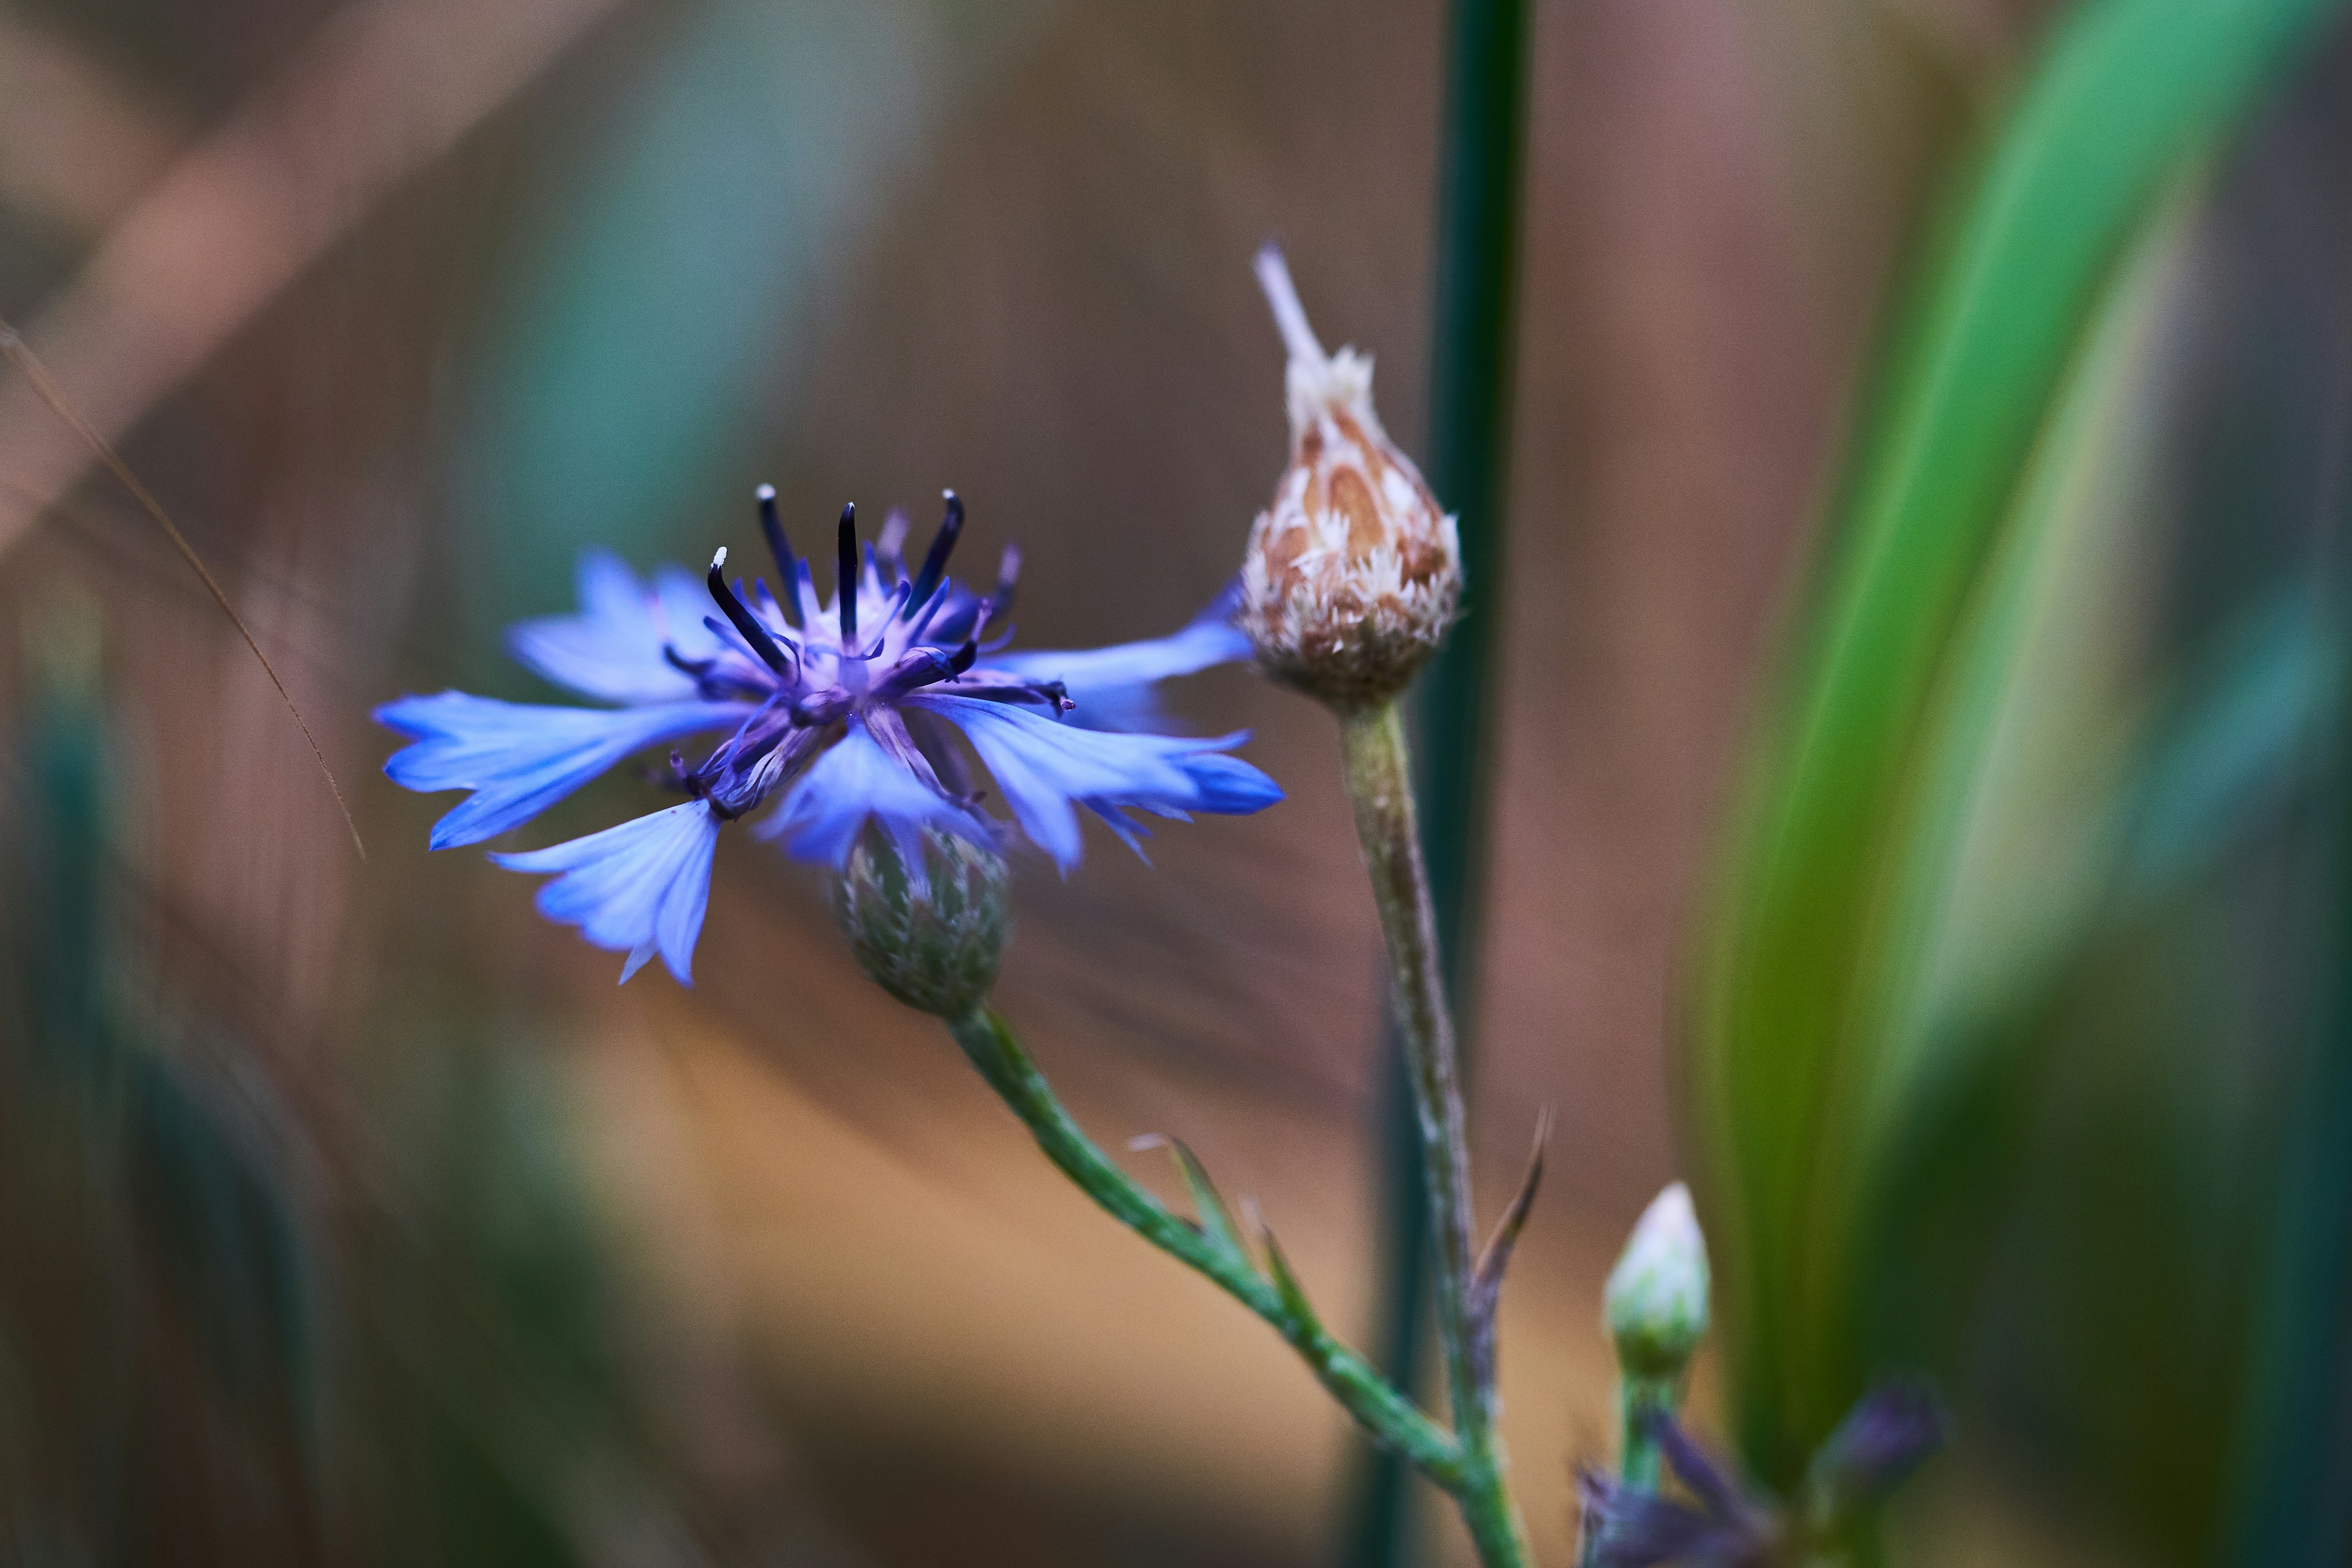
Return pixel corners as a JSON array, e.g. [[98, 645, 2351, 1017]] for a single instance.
[[833, 828, 1010, 1017], [1604, 1181, 1710, 1380]]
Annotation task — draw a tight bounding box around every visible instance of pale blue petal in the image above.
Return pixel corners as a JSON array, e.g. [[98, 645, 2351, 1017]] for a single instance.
[[1087, 801, 1155, 859], [377, 692, 751, 849], [911, 693, 1281, 874], [983, 581, 1250, 730], [508, 551, 731, 702], [492, 802, 722, 984], [757, 717, 985, 867]]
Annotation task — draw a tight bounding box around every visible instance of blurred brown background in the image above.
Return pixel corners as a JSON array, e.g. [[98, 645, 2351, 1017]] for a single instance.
[[0, 0, 2041, 1561]]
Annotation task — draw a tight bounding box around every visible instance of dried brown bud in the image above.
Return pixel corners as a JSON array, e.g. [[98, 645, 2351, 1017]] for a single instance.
[[1239, 246, 1462, 710]]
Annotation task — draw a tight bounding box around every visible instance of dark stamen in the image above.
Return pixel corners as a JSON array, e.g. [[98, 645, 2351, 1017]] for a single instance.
[[705, 548, 793, 676], [744, 582, 801, 671], [836, 503, 858, 646], [663, 642, 714, 678], [906, 489, 964, 615], [905, 575, 951, 636], [756, 484, 798, 625]]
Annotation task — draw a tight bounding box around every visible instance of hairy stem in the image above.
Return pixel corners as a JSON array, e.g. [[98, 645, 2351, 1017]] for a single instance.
[[1341, 700, 1530, 1568], [942, 1005, 1464, 1488]]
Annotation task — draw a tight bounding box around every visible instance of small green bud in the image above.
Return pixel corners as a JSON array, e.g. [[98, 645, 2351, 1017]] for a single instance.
[[832, 828, 1010, 1017], [1604, 1181, 1710, 1380]]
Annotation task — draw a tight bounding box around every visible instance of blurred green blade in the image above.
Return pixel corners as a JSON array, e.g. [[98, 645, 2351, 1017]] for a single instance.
[[1688, 0, 2344, 1487]]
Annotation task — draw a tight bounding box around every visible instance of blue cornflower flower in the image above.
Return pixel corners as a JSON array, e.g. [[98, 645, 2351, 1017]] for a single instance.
[[379, 490, 1280, 984]]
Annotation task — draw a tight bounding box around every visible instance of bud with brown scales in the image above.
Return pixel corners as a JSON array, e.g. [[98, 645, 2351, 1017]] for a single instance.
[[1240, 245, 1463, 711]]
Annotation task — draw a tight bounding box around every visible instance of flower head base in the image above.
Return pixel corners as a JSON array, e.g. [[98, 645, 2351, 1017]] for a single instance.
[[378, 489, 1278, 985], [835, 826, 1009, 1017], [1605, 1181, 1712, 1381], [1240, 245, 1462, 709]]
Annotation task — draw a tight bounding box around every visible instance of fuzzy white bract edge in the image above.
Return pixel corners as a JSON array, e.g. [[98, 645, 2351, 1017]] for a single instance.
[[1241, 246, 1461, 709]]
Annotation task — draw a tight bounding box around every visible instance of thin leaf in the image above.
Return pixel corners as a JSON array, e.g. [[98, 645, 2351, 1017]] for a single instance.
[[1688, 0, 2345, 1485], [1243, 1197, 1324, 1335], [0, 320, 365, 861], [1130, 1133, 1249, 1267], [1470, 1107, 1551, 1320]]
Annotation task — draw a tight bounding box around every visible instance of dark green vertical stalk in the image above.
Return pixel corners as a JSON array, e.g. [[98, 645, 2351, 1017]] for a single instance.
[[2228, 371, 2352, 1566], [1348, 0, 1531, 1563], [2229, 821, 2352, 1564]]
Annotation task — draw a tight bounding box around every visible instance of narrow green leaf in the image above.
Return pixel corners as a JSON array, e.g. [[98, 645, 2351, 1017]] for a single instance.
[[1470, 1108, 1550, 1316], [1688, 0, 2345, 1486], [1249, 1202, 1326, 1336], [1130, 1133, 1250, 1268]]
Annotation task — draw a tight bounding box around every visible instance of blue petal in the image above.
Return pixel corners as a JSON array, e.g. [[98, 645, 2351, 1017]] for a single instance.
[[1086, 801, 1156, 858], [492, 802, 722, 984], [508, 551, 732, 702], [756, 716, 987, 867], [911, 693, 1281, 874], [983, 580, 1251, 730], [1176, 752, 1286, 815], [377, 691, 751, 849]]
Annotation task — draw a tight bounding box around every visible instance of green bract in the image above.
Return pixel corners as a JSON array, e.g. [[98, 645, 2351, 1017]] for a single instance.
[[833, 828, 1010, 1018]]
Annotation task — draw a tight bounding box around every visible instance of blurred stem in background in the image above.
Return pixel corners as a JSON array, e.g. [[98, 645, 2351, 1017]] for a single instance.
[[2228, 610, 2352, 1563], [0, 601, 323, 1562], [1351, 0, 1530, 1560], [0, 606, 733, 1563], [2221, 95, 2352, 1561]]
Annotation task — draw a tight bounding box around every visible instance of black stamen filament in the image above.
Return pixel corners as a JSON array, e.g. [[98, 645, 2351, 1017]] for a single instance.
[[756, 484, 798, 624], [906, 489, 964, 616], [706, 548, 793, 676], [662, 642, 713, 678], [836, 503, 859, 646]]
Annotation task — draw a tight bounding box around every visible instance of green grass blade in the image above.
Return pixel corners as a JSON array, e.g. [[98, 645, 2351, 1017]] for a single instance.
[[1688, 0, 2345, 1487]]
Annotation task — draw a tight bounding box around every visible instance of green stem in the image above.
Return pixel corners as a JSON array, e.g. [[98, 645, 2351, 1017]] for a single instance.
[[942, 1005, 1465, 1489], [1341, 700, 1530, 1568], [1618, 1375, 1677, 1492], [1577, 1374, 1684, 1566], [1355, 0, 1530, 1561]]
